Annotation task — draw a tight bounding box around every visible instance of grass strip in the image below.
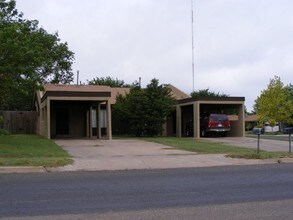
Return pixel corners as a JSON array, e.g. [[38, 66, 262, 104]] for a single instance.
[[141, 137, 293, 160], [0, 135, 73, 167]]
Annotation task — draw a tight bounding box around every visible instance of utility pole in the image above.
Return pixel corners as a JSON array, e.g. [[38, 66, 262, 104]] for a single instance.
[[191, 0, 195, 92]]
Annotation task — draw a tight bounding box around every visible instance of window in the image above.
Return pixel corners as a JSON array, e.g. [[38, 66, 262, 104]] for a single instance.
[[91, 109, 97, 128], [100, 109, 107, 128]]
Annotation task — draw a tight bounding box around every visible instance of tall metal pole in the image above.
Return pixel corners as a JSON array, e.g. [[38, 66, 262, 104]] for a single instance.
[[191, 0, 195, 92]]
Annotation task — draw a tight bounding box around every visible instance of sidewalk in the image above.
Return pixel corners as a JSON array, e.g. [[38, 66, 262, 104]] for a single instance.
[[0, 166, 46, 173], [1, 156, 291, 173]]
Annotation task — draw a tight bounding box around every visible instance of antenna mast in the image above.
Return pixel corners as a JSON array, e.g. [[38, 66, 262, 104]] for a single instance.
[[77, 70, 79, 86], [191, 0, 195, 92]]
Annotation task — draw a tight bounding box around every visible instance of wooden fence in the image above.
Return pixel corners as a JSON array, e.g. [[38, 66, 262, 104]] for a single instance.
[[1, 111, 36, 134]]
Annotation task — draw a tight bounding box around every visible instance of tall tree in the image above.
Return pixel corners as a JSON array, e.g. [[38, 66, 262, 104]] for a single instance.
[[0, 0, 74, 110], [113, 79, 175, 136], [144, 79, 175, 136], [254, 76, 293, 125], [87, 76, 130, 87], [126, 86, 149, 136], [288, 83, 293, 99], [190, 88, 229, 98]]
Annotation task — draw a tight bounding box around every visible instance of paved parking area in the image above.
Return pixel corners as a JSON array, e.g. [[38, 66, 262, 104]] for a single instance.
[[51, 139, 276, 172]]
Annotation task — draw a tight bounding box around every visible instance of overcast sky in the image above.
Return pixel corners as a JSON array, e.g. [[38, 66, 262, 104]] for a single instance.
[[16, 0, 293, 111]]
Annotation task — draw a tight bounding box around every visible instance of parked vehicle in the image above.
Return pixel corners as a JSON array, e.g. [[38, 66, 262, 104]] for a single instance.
[[200, 114, 230, 137]]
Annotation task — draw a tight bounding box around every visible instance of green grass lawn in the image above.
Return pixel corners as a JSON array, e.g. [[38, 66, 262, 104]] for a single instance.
[[0, 135, 73, 167], [141, 137, 293, 160]]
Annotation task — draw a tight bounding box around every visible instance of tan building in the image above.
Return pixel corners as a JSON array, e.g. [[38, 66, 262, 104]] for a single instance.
[[35, 84, 245, 139], [35, 84, 115, 140], [174, 97, 245, 138]]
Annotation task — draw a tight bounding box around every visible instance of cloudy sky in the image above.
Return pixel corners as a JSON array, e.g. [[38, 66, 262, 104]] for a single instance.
[[16, 0, 293, 111]]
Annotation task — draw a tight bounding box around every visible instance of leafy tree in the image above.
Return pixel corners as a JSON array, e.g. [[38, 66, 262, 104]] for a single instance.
[[126, 86, 149, 136], [113, 85, 148, 136], [87, 76, 130, 87], [288, 83, 293, 99], [190, 88, 229, 98], [144, 79, 175, 136], [254, 76, 293, 125], [113, 79, 175, 136], [0, 0, 74, 110]]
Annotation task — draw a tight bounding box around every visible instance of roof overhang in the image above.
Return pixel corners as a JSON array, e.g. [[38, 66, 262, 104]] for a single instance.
[[41, 91, 111, 103], [177, 96, 245, 105]]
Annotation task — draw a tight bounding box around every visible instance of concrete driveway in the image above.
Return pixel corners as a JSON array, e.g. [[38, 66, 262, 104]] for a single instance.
[[51, 139, 275, 172]]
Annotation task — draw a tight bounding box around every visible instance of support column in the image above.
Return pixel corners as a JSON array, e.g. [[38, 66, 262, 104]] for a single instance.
[[97, 103, 101, 139], [176, 105, 182, 137], [89, 105, 93, 138], [86, 110, 89, 138], [238, 104, 245, 137], [106, 101, 112, 140], [46, 98, 51, 139], [42, 107, 46, 137], [193, 102, 200, 139], [39, 107, 44, 136]]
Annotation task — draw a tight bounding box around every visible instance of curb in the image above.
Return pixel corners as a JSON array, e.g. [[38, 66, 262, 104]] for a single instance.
[[1, 158, 293, 173], [0, 166, 46, 173], [279, 158, 293, 163]]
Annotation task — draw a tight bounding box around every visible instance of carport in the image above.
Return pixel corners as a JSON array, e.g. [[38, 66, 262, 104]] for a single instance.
[[175, 97, 245, 138], [35, 84, 113, 140]]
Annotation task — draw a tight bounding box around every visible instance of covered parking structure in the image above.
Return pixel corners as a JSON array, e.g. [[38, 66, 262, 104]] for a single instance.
[[175, 97, 245, 138], [35, 84, 113, 140]]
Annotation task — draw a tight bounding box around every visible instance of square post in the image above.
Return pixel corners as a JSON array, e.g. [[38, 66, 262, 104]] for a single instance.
[[46, 98, 51, 139], [238, 104, 245, 137], [89, 105, 93, 138], [86, 110, 89, 138], [193, 102, 200, 138], [106, 101, 112, 140], [176, 105, 182, 137], [97, 103, 101, 139]]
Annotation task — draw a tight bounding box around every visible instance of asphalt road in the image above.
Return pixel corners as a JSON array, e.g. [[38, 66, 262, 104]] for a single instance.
[[1, 164, 293, 219]]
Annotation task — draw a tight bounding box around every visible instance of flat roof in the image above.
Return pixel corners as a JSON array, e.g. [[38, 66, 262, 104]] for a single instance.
[[40, 84, 112, 102], [177, 96, 245, 104], [43, 84, 111, 92]]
